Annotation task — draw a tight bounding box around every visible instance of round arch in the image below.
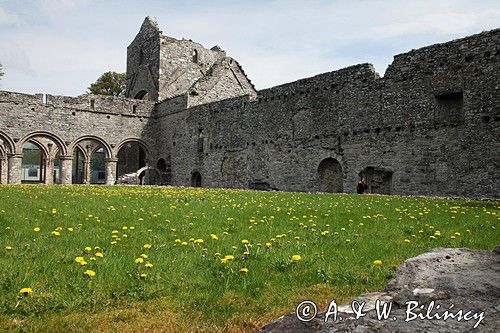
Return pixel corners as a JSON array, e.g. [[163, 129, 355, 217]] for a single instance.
[[0, 130, 15, 154], [17, 131, 68, 156], [317, 157, 343, 193], [68, 135, 113, 159], [114, 138, 151, 157], [134, 90, 150, 100]]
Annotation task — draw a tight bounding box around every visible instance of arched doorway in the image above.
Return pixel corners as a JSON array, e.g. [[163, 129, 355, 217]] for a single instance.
[[317, 158, 343, 193], [116, 141, 147, 183], [21, 142, 45, 183], [191, 171, 202, 188], [90, 147, 106, 184]]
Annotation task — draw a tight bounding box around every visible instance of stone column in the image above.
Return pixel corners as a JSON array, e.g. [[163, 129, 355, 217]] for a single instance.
[[59, 155, 73, 185], [0, 157, 6, 184], [45, 157, 54, 185], [105, 158, 118, 185], [84, 160, 91, 185], [7, 153, 22, 184]]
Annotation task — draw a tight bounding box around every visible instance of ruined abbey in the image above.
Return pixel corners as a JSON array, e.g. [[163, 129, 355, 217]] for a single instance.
[[0, 17, 498, 198]]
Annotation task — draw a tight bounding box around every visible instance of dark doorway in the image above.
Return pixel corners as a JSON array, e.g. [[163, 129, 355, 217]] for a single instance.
[[359, 167, 393, 194], [191, 171, 202, 188]]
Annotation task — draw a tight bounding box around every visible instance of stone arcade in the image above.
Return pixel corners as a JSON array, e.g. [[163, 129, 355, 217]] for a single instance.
[[0, 17, 498, 198]]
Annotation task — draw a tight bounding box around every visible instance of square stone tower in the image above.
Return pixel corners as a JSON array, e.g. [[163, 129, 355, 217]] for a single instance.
[[125, 17, 256, 105]]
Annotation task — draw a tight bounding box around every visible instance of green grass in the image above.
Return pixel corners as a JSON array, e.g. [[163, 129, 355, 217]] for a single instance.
[[0, 185, 498, 332]]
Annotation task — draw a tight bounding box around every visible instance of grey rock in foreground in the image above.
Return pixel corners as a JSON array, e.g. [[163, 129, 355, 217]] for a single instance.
[[257, 247, 500, 332]]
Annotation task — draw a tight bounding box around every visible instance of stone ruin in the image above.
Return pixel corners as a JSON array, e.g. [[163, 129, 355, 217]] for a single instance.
[[0, 17, 498, 198]]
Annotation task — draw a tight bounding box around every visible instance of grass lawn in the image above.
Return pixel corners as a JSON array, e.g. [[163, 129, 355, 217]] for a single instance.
[[0, 185, 498, 332]]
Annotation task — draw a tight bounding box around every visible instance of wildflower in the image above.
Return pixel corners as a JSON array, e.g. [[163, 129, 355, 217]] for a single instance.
[[89, 257, 96, 261], [143, 244, 152, 249], [84, 247, 92, 253], [140, 253, 148, 258], [181, 241, 188, 246], [135, 258, 144, 264], [111, 241, 117, 245], [174, 239, 181, 243], [291, 255, 301, 261], [84, 270, 96, 278], [321, 231, 329, 236], [51, 208, 57, 214], [139, 273, 148, 278], [241, 239, 249, 244], [243, 251, 250, 255], [19, 287, 33, 296], [33, 227, 40, 232], [404, 239, 410, 243], [145, 262, 153, 269], [239, 268, 249, 273], [112, 230, 119, 234], [75, 256, 85, 263], [373, 260, 382, 265], [211, 234, 218, 240], [67, 227, 74, 232], [51, 231, 60, 236], [79, 260, 88, 266], [194, 239, 204, 244], [95, 252, 103, 258], [5, 246, 12, 250], [265, 242, 272, 248], [450, 235, 456, 239]]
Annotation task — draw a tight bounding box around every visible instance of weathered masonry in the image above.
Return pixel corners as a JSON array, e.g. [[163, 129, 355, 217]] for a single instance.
[[0, 17, 499, 198]]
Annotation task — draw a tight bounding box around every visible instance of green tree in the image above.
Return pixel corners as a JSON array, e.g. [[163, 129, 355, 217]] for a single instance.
[[88, 71, 126, 97]]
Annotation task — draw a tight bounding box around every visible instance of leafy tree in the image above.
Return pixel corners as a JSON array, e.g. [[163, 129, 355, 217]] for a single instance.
[[88, 71, 126, 96]]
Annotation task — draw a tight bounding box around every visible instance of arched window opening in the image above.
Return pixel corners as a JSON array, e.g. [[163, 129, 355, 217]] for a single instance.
[[72, 148, 85, 184], [134, 90, 149, 101], [22, 142, 44, 183], [90, 147, 106, 184]]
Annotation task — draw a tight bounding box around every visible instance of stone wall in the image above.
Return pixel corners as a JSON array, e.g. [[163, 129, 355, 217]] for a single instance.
[[1, 25, 498, 198], [155, 29, 499, 198]]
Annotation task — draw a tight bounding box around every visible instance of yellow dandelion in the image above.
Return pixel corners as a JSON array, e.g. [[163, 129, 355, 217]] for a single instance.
[[84, 270, 96, 278], [135, 257, 144, 264], [239, 268, 249, 273], [241, 239, 249, 244], [84, 247, 92, 252], [33, 227, 40, 232], [291, 255, 301, 261], [210, 234, 218, 240], [373, 260, 382, 265], [95, 252, 103, 258], [5, 246, 12, 250], [143, 244, 152, 249], [19, 287, 33, 296], [51, 231, 60, 236], [194, 239, 204, 244], [145, 262, 153, 269]]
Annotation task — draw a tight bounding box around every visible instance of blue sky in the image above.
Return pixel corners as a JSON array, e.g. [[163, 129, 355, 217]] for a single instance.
[[0, 0, 499, 96]]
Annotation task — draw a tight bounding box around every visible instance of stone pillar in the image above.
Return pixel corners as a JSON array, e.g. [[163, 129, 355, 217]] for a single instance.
[[84, 160, 91, 185], [59, 155, 73, 185], [0, 157, 6, 184], [105, 158, 118, 185], [45, 157, 54, 185], [7, 153, 22, 184]]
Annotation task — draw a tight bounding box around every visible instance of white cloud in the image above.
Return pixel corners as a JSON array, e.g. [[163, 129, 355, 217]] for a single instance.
[[1, 0, 499, 95]]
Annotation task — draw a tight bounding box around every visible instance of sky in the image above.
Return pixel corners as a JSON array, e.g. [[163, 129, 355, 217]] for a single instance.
[[0, 0, 499, 96]]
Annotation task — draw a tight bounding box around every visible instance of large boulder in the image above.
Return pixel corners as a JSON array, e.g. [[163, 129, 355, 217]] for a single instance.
[[257, 247, 499, 332]]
